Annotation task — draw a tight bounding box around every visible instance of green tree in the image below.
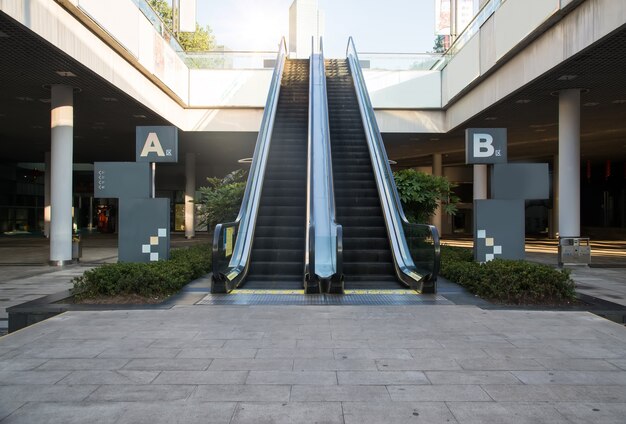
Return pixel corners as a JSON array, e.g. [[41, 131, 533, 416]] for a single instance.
[[394, 169, 459, 223], [197, 170, 247, 231], [147, 0, 216, 51]]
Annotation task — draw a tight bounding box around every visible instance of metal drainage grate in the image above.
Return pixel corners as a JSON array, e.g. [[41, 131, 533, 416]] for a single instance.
[[196, 293, 452, 306]]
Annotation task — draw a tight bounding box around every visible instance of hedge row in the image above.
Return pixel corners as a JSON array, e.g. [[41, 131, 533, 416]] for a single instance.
[[439, 245, 576, 304], [72, 244, 212, 300]]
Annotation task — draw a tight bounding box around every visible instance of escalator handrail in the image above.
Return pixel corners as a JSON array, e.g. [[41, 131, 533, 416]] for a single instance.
[[306, 37, 342, 284], [212, 37, 288, 289], [345, 36, 440, 284]]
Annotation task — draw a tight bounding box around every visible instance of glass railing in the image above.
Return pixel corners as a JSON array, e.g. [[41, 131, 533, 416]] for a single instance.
[[184, 51, 279, 70], [211, 38, 288, 293], [357, 53, 443, 71], [305, 37, 343, 293], [432, 0, 509, 70], [346, 37, 440, 293], [130, 0, 186, 55]]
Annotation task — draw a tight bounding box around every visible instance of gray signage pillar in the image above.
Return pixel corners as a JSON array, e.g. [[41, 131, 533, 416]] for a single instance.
[[558, 89, 581, 237], [49, 85, 73, 265]]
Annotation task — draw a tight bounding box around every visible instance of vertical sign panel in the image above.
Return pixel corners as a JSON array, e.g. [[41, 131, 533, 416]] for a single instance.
[[94, 162, 151, 199], [474, 199, 525, 262], [119, 198, 170, 263], [136, 126, 178, 163]]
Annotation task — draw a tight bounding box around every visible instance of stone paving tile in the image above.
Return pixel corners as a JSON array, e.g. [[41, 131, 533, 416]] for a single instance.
[[57, 370, 159, 385], [294, 358, 377, 371], [12, 345, 108, 359], [0, 370, 70, 385], [191, 385, 291, 402], [177, 348, 257, 359], [482, 347, 567, 359], [512, 370, 626, 385], [375, 358, 462, 371], [386, 384, 493, 402], [97, 347, 181, 359], [123, 358, 211, 371], [246, 371, 337, 385], [342, 401, 458, 424], [223, 338, 297, 349], [607, 359, 626, 370], [87, 385, 195, 402], [230, 402, 344, 424], [0, 358, 48, 371], [446, 401, 570, 424], [338, 371, 429, 385], [195, 331, 265, 340], [553, 402, 626, 424], [0, 384, 98, 402], [37, 358, 129, 371], [208, 358, 293, 371], [152, 371, 248, 385], [115, 401, 237, 424], [255, 348, 334, 359], [334, 348, 413, 360], [296, 339, 371, 349], [425, 371, 522, 385], [456, 358, 545, 371], [0, 401, 24, 421], [535, 358, 621, 371], [0, 401, 127, 424], [368, 339, 443, 349], [147, 339, 226, 349], [409, 348, 490, 360], [291, 384, 390, 401], [482, 384, 626, 402]]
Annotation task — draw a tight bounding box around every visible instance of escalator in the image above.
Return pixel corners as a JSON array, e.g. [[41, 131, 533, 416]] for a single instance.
[[326, 59, 401, 289], [244, 59, 309, 289]]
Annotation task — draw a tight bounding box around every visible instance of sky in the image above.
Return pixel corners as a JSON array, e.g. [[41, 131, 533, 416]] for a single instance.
[[192, 0, 437, 57]]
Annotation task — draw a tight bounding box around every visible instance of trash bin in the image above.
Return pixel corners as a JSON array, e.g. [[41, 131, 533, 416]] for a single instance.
[[558, 237, 590, 267], [72, 234, 82, 261]]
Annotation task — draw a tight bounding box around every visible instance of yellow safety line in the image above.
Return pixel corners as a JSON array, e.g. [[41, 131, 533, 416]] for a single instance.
[[231, 289, 305, 295], [229, 289, 421, 295]]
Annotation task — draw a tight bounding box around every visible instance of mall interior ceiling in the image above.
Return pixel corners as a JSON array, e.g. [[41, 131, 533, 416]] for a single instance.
[[1, 11, 625, 180]]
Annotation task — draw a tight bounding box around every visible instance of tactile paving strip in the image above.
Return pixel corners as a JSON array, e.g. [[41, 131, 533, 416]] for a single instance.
[[196, 293, 452, 306]]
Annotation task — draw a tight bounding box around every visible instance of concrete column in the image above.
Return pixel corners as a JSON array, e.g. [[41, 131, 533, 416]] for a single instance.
[[473, 164, 488, 200], [558, 89, 581, 238], [431, 153, 443, 234], [49, 85, 73, 265], [44, 152, 51, 238], [549, 154, 559, 238], [184, 152, 196, 239]]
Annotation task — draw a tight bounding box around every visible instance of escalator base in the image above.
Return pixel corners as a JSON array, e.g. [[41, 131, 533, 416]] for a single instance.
[[196, 293, 451, 306]]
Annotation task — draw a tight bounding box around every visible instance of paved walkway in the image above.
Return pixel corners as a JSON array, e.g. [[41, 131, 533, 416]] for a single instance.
[[0, 233, 211, 333], [1, 305, 625, 423], [0, 234, 625, 422]]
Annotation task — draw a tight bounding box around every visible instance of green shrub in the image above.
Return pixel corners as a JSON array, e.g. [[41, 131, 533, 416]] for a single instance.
[[197, 170, 246, 232], [394, 169, 459, 223], [72, 244, 211, 300], [439, 245, 575, 304]]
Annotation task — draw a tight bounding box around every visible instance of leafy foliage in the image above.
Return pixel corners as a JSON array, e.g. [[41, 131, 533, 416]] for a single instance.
[[394, 169, 459, 223], [72, 244, 211, 299], [147, 0, 216, 51], [197, 170, 247, 232], [439, 245, 576, 304]]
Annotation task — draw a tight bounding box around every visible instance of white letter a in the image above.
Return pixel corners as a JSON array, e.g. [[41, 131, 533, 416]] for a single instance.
[[141, 133, 165, 157]]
